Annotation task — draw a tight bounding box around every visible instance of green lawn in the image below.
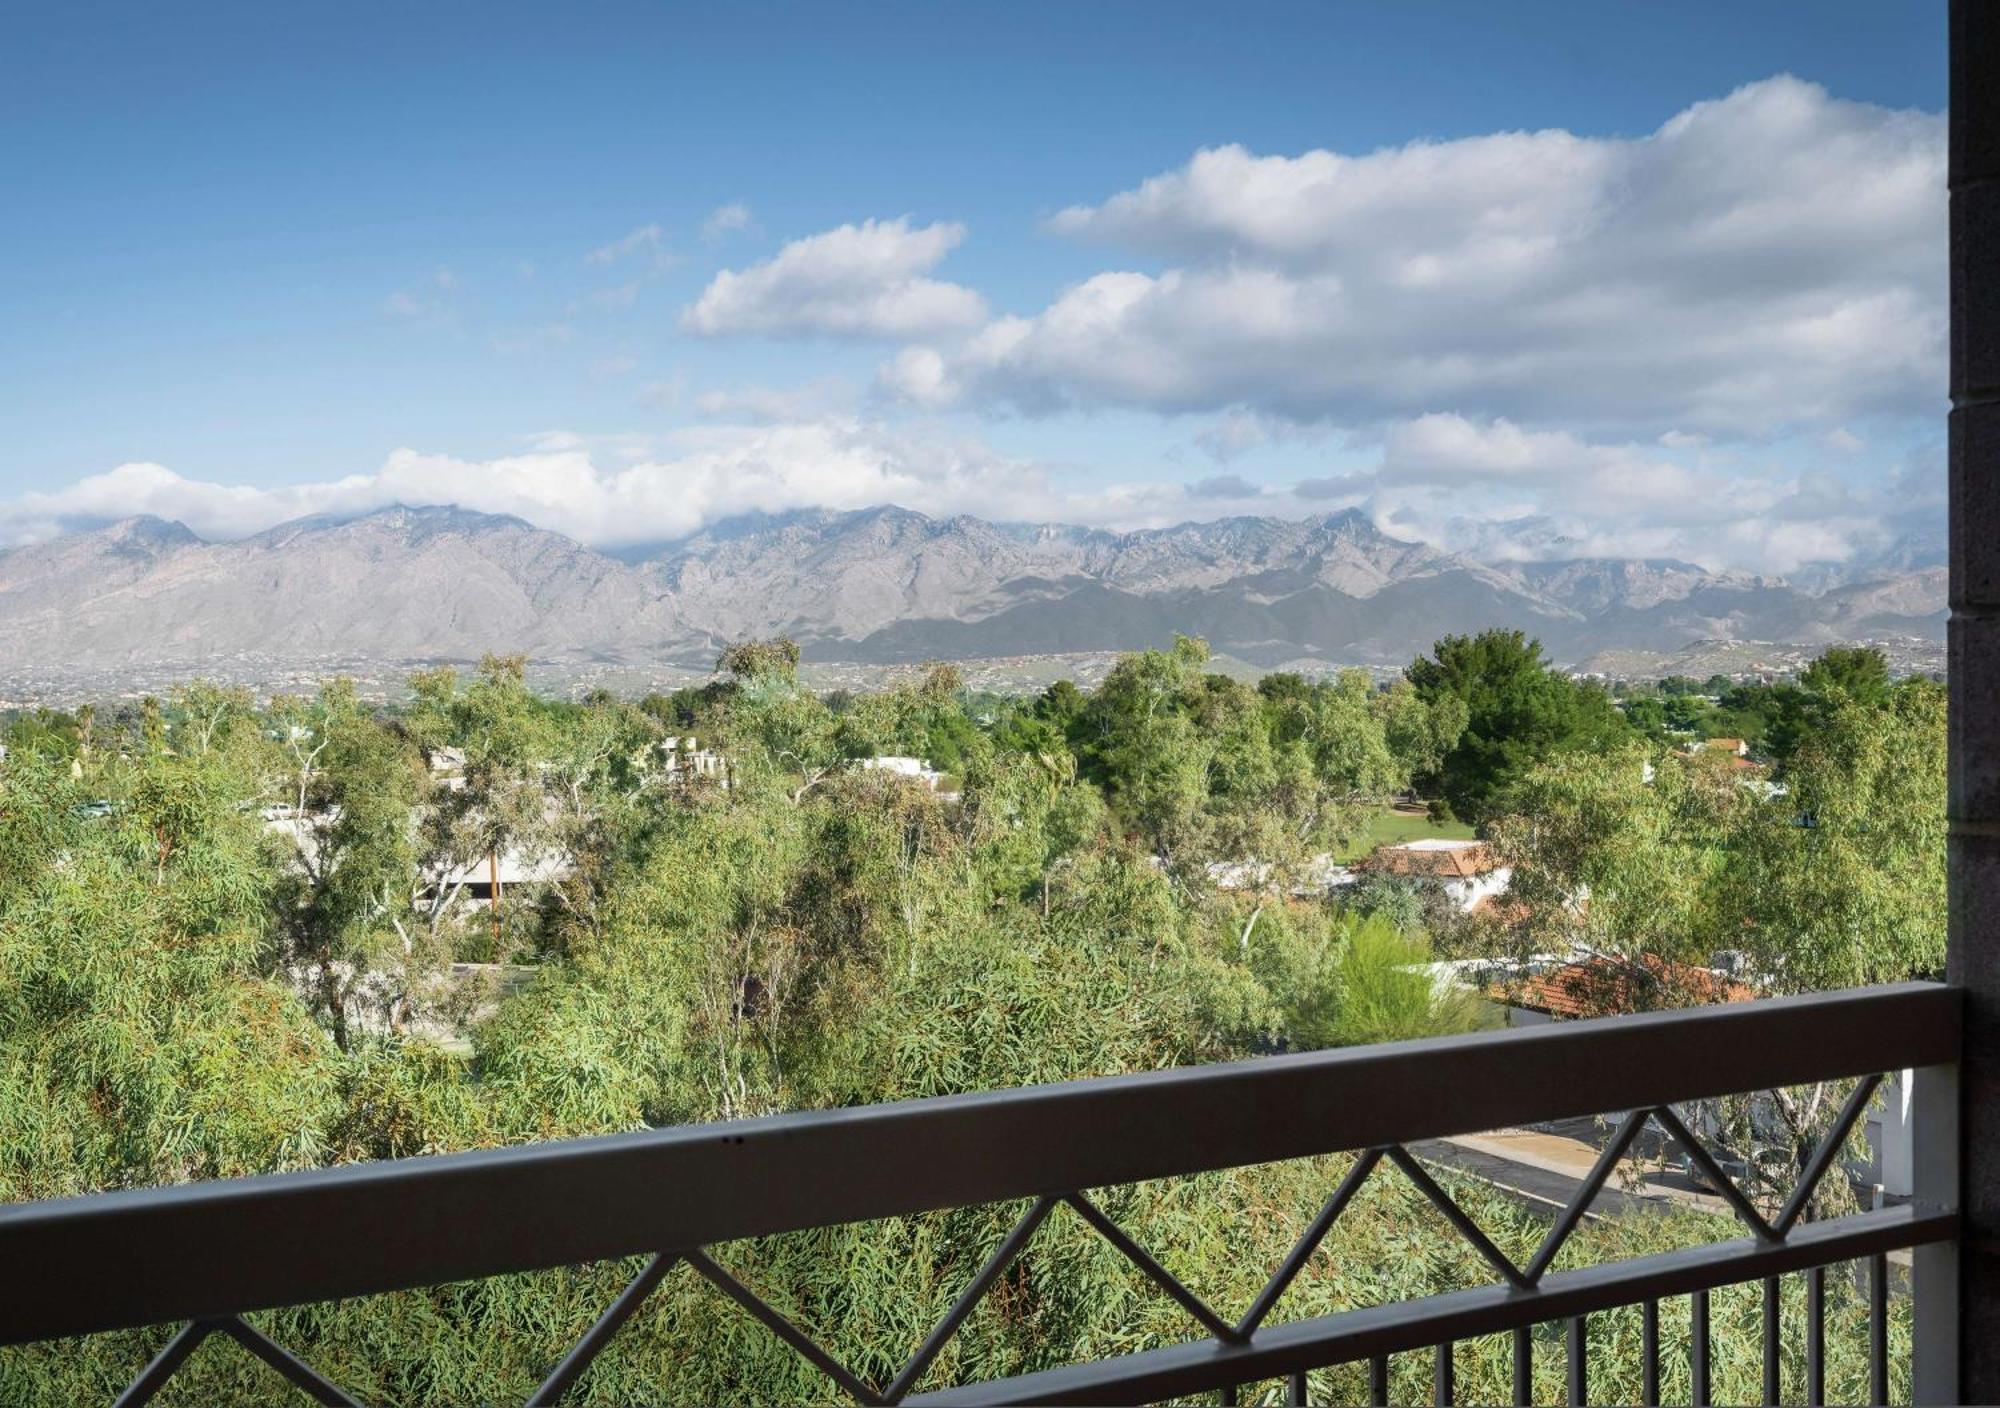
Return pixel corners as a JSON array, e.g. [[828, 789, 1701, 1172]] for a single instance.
[[1333, 806, 1476, 861]]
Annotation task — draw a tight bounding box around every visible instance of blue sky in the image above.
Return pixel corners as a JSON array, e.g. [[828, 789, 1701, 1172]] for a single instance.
[[0, 1, 1949, 570]]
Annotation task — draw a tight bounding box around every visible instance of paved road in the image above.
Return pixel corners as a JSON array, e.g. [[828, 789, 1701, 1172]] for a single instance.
[[1409, 1137, 1659, 1220]]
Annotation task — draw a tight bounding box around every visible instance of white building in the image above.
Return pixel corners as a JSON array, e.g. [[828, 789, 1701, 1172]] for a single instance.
[[661, 736, 728, 782], [857, 755, 953, 793], [1206, 853, 1356, 897]]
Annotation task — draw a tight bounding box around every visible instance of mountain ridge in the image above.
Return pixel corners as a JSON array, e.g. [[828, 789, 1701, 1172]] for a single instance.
[[0, 502, 1945, 680]]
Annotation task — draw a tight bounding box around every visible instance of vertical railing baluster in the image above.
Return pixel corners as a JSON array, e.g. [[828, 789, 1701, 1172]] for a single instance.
[[1434, 1340, 1454, 1407], [1370, 1353, 1390, 1408], [1807, 1264, 1826, 1407], [1870, 1252, 1890, 1406], [1513, 1326, 1533, 1407], [1566, 1315, 1587, 1407], [1691, 1289, 1711, 1408], [1219, 1384, 1238, 1407], [1907, 1061, 1960, 1407], [1763, 1275, 1782, 1405], [1287, 1369, 1308, 1406], [1642, 1298, 1660, 1407]]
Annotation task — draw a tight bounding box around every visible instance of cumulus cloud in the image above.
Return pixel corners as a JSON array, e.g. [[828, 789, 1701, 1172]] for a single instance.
[[1379, 415, 1705, 505], [0, 423, 1147, 550], [684, 218, 986, 339], [5, 78, 1946, 579], [0, 414, 1937, 575], [887, 77, 1944, 436], [1355, 413, 1927, 573]]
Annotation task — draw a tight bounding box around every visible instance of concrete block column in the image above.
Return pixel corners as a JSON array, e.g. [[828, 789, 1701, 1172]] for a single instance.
[[1949, 1, 2000, 1398]]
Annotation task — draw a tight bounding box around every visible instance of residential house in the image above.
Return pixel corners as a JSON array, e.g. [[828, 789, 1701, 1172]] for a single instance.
[[1359, 837, 1512, 913]]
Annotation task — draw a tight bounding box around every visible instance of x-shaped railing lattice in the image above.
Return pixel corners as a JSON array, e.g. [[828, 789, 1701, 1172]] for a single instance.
[[110, 1074, 1884, 1407]]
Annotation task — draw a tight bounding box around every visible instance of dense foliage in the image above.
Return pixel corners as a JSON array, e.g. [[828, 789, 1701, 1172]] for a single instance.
[[1407, 631, 1622, 821], [0, 634, 1937, 1404]]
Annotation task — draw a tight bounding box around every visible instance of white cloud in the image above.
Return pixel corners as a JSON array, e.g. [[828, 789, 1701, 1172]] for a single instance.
[[1190, 409, 1334, 463], [1379, 415, 1702, 502], [587, 224, 666, 266], [684, 217, 986, 339], [1192, 410, 1273, 462], [702, 202, 755, 243], [0, 423, 1089, 549], [5, 78, 1948, 579], [0, 413, 1936, 576], [1354, 413, 1922, 573], [891, 77, 1944, 437]]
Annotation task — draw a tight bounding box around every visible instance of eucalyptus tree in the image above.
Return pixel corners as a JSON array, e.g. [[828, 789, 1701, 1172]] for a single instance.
[[957, 741, 1107, 914], [1704, 679, 1946, 1212], [1376, 672, 1472, 792], [1074, 636, 1217, 870], [399, 656, 574, 962], [712, 639, 846, 802], [1486, 740, 1745, 973], [0, 655, 1916, 1406], [0, 742, 339, 1203], [1722, 677, 1945, 993], [266, 681, 424, 1048], [1, 707, 83, 762], [165, 680, 259, 760], [1487, 676, 1946, 1215]]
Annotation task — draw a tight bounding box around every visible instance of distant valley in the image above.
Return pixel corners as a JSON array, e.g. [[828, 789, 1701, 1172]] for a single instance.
[[0, 503, 1946, 699]]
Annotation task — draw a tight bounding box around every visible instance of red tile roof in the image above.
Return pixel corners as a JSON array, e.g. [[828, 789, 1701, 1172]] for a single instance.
[[1500, 955, 1756, 1019], [1361, 841, 1500, 878], [1468, 894, 1531, 925]]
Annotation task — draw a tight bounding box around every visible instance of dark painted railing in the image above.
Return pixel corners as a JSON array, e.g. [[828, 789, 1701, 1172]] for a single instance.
[[0, 982, 1963, 1406]]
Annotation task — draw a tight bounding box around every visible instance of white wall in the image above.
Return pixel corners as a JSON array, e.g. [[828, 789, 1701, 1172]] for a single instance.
[[1873, 1067, 1916, 1198]]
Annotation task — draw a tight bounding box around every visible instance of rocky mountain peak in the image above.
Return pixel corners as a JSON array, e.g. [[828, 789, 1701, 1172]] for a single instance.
[[100, 515, 203, 549], [0, 501, 1947, 684]]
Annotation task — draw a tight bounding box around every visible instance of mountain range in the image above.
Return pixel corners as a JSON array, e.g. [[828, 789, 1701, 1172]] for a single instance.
[[0, 504, 1946, 682]]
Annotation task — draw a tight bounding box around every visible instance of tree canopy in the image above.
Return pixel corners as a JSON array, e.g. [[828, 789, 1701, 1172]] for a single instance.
[[0, 634, 1930, 1405], [1406, 629, 1626, 820]]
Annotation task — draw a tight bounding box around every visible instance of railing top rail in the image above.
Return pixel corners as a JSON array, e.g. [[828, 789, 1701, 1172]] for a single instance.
[[0, 980, 1958, 1346]]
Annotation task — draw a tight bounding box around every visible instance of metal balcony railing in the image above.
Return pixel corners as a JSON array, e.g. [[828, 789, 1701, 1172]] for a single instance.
[[0, 982, 1962, 1406]]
